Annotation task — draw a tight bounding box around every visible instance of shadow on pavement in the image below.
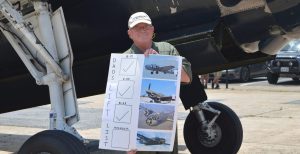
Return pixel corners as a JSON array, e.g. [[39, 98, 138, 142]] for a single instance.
[[0, 134, 188, 154]]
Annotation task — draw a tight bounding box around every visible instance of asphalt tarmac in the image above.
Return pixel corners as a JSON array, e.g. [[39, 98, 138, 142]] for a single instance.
[[0, 78, 300, 154]]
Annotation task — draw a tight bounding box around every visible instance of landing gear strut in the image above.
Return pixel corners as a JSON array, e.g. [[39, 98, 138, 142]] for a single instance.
[[0, 0, 87, 153]]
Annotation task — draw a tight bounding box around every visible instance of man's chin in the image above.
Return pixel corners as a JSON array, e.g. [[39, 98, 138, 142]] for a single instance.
[[138, 40, 152, 44]]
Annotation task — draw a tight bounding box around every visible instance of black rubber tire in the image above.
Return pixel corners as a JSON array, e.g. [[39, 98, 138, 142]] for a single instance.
[[220, 0, 241, 7], [267, 72, 279, 84], [239, 67, 250, 82], [292, 77, 299, 81], [18, 130, 89, 154], [184, 102, 243, 154]]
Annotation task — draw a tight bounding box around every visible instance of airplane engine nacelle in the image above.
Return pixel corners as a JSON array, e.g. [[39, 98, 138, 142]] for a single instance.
[[146, 114, 160, 126], [220, 0, 300, 56]]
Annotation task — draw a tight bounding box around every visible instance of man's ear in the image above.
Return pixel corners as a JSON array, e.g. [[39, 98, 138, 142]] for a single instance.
[[128, 29, 132, 39]]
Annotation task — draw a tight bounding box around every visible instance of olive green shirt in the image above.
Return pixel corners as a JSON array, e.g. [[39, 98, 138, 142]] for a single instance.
[[124, 42, 192, 83]]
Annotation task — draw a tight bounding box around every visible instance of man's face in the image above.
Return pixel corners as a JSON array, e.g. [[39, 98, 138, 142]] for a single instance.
[[128, 23, 154, 44]]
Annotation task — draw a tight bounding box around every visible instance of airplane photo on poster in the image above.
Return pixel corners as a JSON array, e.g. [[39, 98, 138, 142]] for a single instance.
[[140, 79, 177, 104], [138, 103, 174, 130], [145, 64, 176, 75], [137, 133, 170, 145], [143, 55, 179, 80], [136, 131, 172, 151]]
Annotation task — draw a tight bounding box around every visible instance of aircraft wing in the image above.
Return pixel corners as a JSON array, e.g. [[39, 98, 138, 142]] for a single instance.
[[160, 96, 174, 101], [1, 0, 300, 113]]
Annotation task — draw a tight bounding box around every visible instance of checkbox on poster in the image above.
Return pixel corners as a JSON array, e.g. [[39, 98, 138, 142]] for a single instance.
[[120, 58, 137, 76], [111, 129, 130, 149], [117, 81, 134, 98]]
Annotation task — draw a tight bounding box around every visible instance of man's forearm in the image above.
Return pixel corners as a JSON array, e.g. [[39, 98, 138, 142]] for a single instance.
[[181, 67, 191, 83]]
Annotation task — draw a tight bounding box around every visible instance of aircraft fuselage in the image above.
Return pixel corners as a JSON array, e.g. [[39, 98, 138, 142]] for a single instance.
[[0, 0, 300, 113]]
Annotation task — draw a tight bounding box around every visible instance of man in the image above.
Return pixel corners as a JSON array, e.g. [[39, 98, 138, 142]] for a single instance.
[[212, 71, 221, 89], [199, 74, 209, 89], [124, 12, 192, 154], [124, 12, 192, 84]]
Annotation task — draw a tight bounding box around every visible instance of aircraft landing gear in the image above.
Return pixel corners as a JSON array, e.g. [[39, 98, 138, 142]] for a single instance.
[[0, 0, 87, 153], [184, 102, 243, 154]]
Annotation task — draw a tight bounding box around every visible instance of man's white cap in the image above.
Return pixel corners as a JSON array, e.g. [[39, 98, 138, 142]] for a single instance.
[[128, 12, 152, 28]]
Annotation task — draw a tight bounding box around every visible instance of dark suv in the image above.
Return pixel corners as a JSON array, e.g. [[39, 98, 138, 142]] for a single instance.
[[267, 41, 300, 84]]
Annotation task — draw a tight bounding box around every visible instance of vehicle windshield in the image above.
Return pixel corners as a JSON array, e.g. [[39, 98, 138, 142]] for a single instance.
[[279, 40, 300, 53]]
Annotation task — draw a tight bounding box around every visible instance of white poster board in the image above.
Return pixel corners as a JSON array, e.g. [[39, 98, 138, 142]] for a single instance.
[[99, 53, 182, 152]]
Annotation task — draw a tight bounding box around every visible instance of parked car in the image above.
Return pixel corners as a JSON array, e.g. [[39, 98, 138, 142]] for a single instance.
[[220, 62, 267, 82], [266, 40, 300, 84]]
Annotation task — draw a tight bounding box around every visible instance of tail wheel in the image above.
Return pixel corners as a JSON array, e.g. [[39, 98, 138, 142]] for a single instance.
[[184, 102, 243, 154], [18, 130, 89, 154]]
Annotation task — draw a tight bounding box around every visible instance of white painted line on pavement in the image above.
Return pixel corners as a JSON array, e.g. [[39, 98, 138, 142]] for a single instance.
[[240, 78, 292, 86], [240, 80, 267, 86]]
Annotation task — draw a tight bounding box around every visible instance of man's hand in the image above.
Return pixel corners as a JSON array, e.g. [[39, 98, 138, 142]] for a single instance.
[[127, 149, 137, 154], [144, 48, 158, 57]]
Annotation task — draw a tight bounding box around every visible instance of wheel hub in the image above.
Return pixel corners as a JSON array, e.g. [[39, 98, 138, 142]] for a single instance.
[[197, 123, 222, 147]]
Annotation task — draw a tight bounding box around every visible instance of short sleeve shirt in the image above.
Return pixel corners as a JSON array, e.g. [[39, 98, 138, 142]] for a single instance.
[[124, 42, 192, 83]]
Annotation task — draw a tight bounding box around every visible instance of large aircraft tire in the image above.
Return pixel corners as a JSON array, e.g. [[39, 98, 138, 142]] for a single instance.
[[18, 130, 89, 154], [184, 102, 243, 154]]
